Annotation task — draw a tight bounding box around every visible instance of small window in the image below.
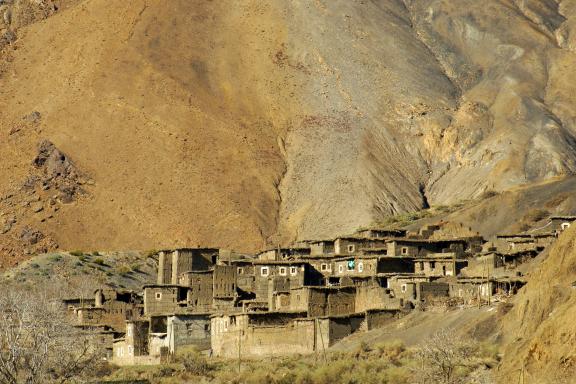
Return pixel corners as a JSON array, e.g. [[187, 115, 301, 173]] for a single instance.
[[418, 261, 424, 270], [347, 245, 355, 253], [261, 267, 269, 277], [237, 267, 244, 274], [155, 292, 162, 301], [430, 261, 436, 269], [279, 267, 287, 276], [401, 247, 408, 255], [128, 345, 133, 356], [562, 223, 571, 230], [338, 265, 344, 274], [358, 262, 364, 273], [290, 266, 297, 276], [321, 263, 329, 271], [401, 284, 407, 293], [347, 259, 355, 271]]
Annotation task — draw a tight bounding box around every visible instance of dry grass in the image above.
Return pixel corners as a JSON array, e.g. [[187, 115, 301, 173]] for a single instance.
[[106, 338, 498, 384]]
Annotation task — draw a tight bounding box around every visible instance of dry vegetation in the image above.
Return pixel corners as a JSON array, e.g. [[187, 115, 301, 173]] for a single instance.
[[105, 333, 498, 384], [0, 283, 102, 384], [1, 251, 157, 290]]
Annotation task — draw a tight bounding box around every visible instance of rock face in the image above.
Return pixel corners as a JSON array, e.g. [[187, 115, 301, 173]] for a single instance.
[[1, 0, 576, 253]]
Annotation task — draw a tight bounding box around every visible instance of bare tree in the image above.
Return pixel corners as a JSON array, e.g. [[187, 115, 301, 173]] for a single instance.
[[412, 329, 482, 384], [0, 284, 101, 384]]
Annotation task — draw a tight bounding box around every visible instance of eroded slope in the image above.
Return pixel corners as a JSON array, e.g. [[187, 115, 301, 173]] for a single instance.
[[1, 0, 576, 261]]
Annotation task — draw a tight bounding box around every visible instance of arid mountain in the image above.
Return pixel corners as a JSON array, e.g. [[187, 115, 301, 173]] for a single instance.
[[497, 224, 576, 383], [2, 0, 576, 266]]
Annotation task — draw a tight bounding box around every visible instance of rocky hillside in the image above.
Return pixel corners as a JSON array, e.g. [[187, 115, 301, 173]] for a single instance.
[[498, 224, 576, 383], [2, 0, 576, 265]]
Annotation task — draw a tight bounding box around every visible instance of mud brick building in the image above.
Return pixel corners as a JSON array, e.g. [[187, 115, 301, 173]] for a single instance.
[[252, 260, 321, 301], [178, 270, 213, 312], [332, 255, 415, 277], [385, 275, 449, 306], [257, 246, 311, 261], [289, 286, 356, 317], [143, 285, 189, 316], [355, 285, 402, 311], [550, 216, 576, 233], [449, 276, 526, 303], [354, 228, 407, 239], [386, 238, 470, 257], [61, 220, 560, 365], [212, 265, 238, 309], [496, 233, 557, 253], [211, 311, 367, 358], [232, 259, 256, 294], [157, 248, 220, 285], [309, 239, 336, 256], [333, 236, 388, 255], [75, 289, 143, 332], [414, 253, 467, 277], [112, 320, 153, 366]]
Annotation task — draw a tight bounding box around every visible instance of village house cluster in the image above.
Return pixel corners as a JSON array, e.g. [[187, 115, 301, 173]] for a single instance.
[[61, 216, 576, 365]]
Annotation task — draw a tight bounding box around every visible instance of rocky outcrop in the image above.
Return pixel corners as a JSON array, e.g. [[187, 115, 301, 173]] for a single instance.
[[32, 140, 87, 203], [0, 140, 88, 267]]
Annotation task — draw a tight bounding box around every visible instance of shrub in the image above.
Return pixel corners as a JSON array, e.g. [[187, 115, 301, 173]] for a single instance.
[[92, 251, 100, 256], [49, 255, 62, 262], [30, 262, 40, 269], [93, 258, 105, 266], [181, 353, 213, 376], [359, 340, 372, 354], [375, 340, 405, 362], [412, 329, 478, 384], [115, 265, 132, 276], [144, 249, 158, 258]]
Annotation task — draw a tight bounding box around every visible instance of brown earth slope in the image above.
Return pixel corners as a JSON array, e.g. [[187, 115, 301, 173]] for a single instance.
[[498, 224, 576, 383], [1, 0, 576, 264]]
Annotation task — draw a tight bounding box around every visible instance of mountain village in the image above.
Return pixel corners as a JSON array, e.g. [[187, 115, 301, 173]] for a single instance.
[[60, 216, 576, 366]]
